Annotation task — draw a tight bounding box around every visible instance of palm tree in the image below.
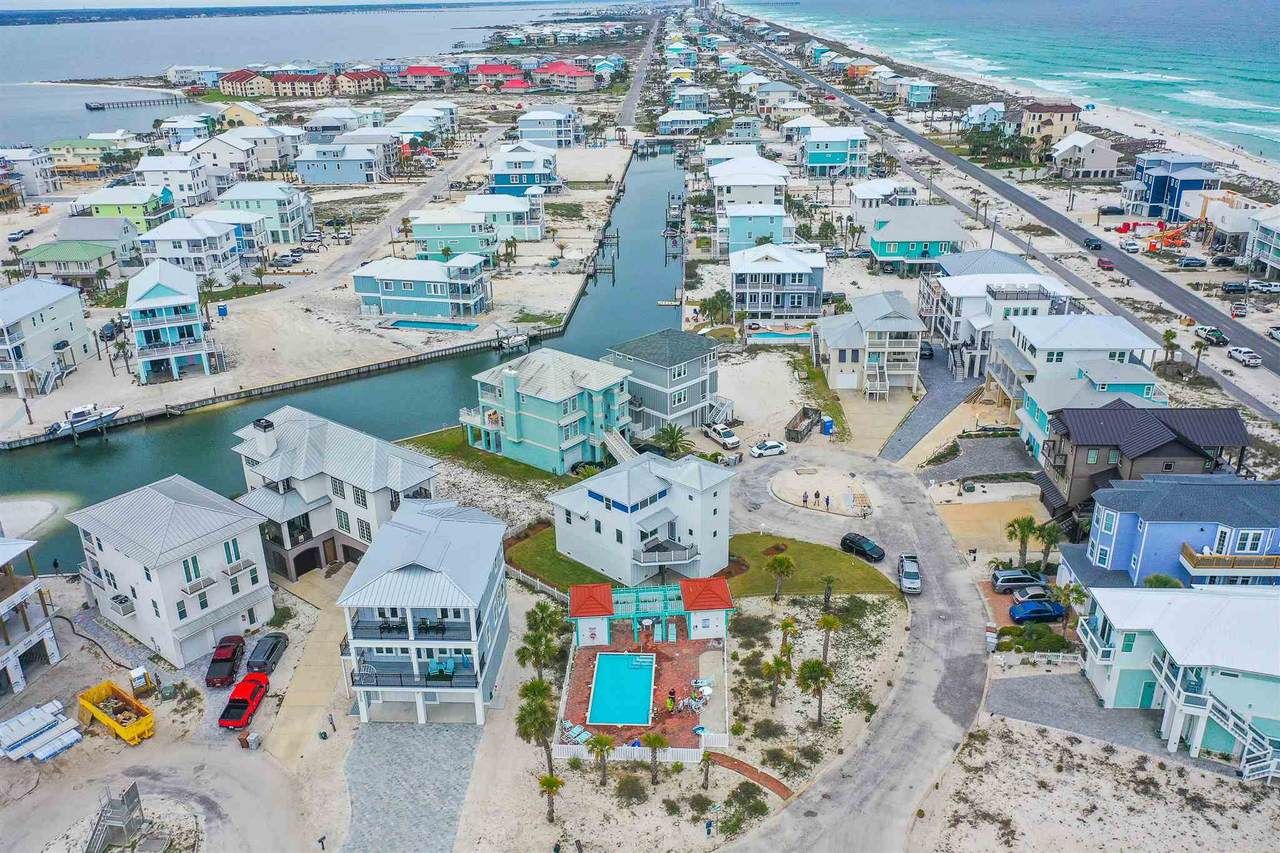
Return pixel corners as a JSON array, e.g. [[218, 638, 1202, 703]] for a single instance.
[[228, 272, 242, 290], [527, 600, 567, 638], [252, 265, 267, 288], [652, 423, 693, 457], [760, 653, 791, 708], [816, 613, 841, 664], [795, 658, 835, 727], [1161, 328, 1178, 365], [1049, 582, 1087, 639], [700, 750, 712, 790], [819, 574, 837, 612], [515, 629, 559, 682], [538, 773, 564, 824], [765, 554, 795, 602], [1191, 339, 1209, 375], [94, 267, 110, 293], [639, 732, 668, 785], [1004, 515, 1038, 569], [440, 245, 454, 261], [777, 615, 798, 659], [699, 288, 732, 325], [554, 240, 568, 258], [1144, 573, 1183, 589], [113, 337, 131, 375], [585, 733, 614, 787], [1033, 522, 1063, 571], [515, 682, 557, 776], [504, 236, 518, 268], [198, 275, 217, 322]]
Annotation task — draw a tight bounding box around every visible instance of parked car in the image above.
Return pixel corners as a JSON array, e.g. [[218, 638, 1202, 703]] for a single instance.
[[246, 632, 290, 674], [1119, 238, 1142, 253], [288, 247, 306, 258], [1194, 324, 1230, 346], [1009, 600, 1067, 625], [840, 532, 885, 562], [1269, 326, 1280, 343], [205, 635, 245, 688], [1096, 257, 1115, 271], [336, 230, 352, 241], [1232, 302, 1249, 318], [1249, 280, 1280, 294], [991, 567, 1046, 593], [1097, 205, 1124, 216], [98, 321, 119, 341], [1222, 281, 1248, 295], [1012, 585, 1051, 604], [218, 673, 269, 729], [6, 228, 34, 243], [824, 246, 848, 259], [1082, 237, 1103, 250], [850, 249, 872, 259], [702, 423, 741, 449], [749, 439, 786, 458], [919, 340, 934, 360], [322, 217, 346, 227], [301, 233, 321, 243], [1211, 255, 1238, 267], [1177, 256, 1207, 269], [897, 553, 921, 594], [270, 256, 294, 268], [1229, 346, 1262, 367]]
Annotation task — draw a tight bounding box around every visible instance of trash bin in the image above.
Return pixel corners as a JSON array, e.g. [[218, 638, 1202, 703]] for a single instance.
[[820, 416, 835, 435], [216, 302, 228, 318]]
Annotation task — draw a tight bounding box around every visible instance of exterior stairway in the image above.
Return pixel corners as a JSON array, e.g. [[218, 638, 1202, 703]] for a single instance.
[[603, 429, 638, 462]]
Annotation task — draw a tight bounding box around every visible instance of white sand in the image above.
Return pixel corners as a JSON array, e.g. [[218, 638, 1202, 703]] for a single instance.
[[714, 349, 806, 442], [0, 497, 63, 539]]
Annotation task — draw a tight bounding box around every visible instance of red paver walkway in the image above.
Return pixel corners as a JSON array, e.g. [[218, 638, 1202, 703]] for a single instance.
[[706, 751, 793, 799]]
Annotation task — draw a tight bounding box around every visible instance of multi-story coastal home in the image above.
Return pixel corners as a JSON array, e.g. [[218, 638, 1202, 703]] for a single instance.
[[703, 144, 761, 167], [1003, 101, 1082, 151], [735, 72, 770, 95], [47, 138, 119, 178], [848, 178, 918, 216], [231, 407, 439, 580], [710, 158, 789, 212], [548, 453, 734, 587], [75, 186, 178, 233], [125, 260, 220, 384], [69, 475, 273, 668], [754, 80, 800, 115], [460, 193, 545, 241], [601, 328, 730, 438], [334, 129, 400, 178], [960, 102, 1004, 131], [488, 142, 560, 196], [337, 499, 508, 725], [353, 255, 491, 319], [335, 69, 388, 95], [532, 60, 597, 92], [813, 291, 925, 397], [180, 133, 260, 179], [165, 64, 222, 86], [1076, 586, 1280, 781], [867, 206, 969, 274], [408, 100, 458, 134], [0, 278, 90, 399], [1019, 359, 1168, 456], [399, 65, 454, 91], [140, 217, 241, 283], [157, 116, 214, 150], [778, 114, 827, 143], [1122, 152, 1221, 221], [656, 110, 714, 136], [57, 216, 140, 264], [937, 248, 1036, 277], [411, 209, 499, 264], [516, 106, 585, 148], [894, 78, 937, 108], [1247, 205, 1280, 281], [460, 348, 632, 475], [0, 537, 62, 696], [133, 154, 213, 208], [468, 64, 523, 87], [216, 181, 315, 244], [0, 148, 61, 196], [802, 126, 869, 178], [670, 85, 711, 112], [296, 144, 382, 185], [1050, 132, 1120, 181], [771, 101, 814, 123], [218, 69, 274, 98], [192, 209, 269, 261], [272, 73, 334, 99], [217, 101, 274, 128], [715, 203, 796, 257], [19, 241, 120, 290], [728, 243, 826, 322]]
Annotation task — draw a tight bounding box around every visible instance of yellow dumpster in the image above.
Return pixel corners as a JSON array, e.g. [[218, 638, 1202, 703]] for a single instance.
[[77, 680, 155, 745]]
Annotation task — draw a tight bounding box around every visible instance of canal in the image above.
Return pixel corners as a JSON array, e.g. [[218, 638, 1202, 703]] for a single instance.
[[0, 153, 686, 570]]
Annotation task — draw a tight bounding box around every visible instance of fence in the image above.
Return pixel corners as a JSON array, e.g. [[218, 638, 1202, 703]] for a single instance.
[[552, 742, 709, 764], [996, 651, 1083, 669], [504, 564, 568, 604]]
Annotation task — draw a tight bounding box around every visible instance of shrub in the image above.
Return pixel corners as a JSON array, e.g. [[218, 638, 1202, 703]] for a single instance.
[[751, 719, 787, 740], [730, 721, 747, 737], [266, 606, 294, 628], [726, 781, 766, 812], [797, 743, 823, 765], [670, 761, 684, 773], [615, 773, 648, 806], [567, 756, 583, 771], [663, 797, 682, 816], [761, 748, 805, 778], [687, 793, 714, 818], [729, 614, 772, 643]]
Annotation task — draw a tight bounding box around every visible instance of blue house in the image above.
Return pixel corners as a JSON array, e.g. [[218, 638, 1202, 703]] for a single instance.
[[488, 142, 559, 196], [124, 260, 218, 384], [1019, 359, 1167, 457], [1122, 153, 1220, 221], [802, 126, 868, 178], [657, 110, 715, 136], [670, 86, 711, 112], [295, 143, 380, 185], [716, 204, 795, 257], [353, 255, 491, 319]]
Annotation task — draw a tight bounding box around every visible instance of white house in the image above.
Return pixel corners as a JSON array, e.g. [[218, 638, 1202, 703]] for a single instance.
[[702, 144, 761, 167], [849, 178, 918, 216], [0, 277, 90, 399], [139, 217, 242, 283], [0, 537, 62, 696], [711, 157, 789, 212], [180, 133, 261, 179], [548, 453, 734, 587], [960, 102, 1005, 131], [216, 180, 315, 245], [0, 147, 61, 196], [337, 499, 509, 725], [231, 407, 439, 581], [68, 475, 274, 669], [221, 125, 305, 170], [1051, 131, 1120, 181], [780, 114, 828, 142], [516, 105, 584, 148], [133, 154, 213, 208], [813, 291, 925, 396]]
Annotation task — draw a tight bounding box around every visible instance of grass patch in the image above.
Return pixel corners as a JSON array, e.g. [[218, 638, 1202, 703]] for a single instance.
[[726, 533, 898, 597], [511, 309, 564, 325], [565, 180, 612, 190], [505, 525, 616, 590], [1010, 222, 1056, 238], [706, 326, 737, 342], [544, 202, 585, 220], [90, 285, 127, 309], [786, 350, 849, 441], [203, 283, 282, 304], [961, 471, 1037, 485], [922, 440, 960, 467], [401, 426, 573, 487], [266, 605, 295, 629]]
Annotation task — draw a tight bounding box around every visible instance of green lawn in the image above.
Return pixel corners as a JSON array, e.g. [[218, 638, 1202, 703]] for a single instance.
[[506, 526, 615, 590], [727, 533, 898, 598], [511, 309, 565, 326], [544, 202, 585, 220], [202, 283, 282, 304], [788, 350, 850, 442], [401, 426, 574, 487]]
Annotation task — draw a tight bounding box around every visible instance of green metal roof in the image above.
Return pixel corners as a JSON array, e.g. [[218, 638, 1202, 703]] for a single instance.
[[607, 328, 719, 368], [21, 240, 117, 263], [48, 138, 117, 150]]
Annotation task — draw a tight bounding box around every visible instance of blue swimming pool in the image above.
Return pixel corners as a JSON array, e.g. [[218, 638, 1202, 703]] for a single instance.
[[389, 319, 479, 331], [587, 653, 655, 726], [750, 331, 812, 342]]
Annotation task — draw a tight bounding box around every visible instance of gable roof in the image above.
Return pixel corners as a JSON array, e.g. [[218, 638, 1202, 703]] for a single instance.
[[1092, 474, 1280, 527], [20, 240, 116, 263], [816, 291, 923, 349], [607, 328, 719, 368], [472, 348, 630, 401], [569, 583, 615, 617], [66, 474, 264, 566], [125, 260, 199, 309], [938, 248, 1035, 277], [870, 206, 968, 243], [680, 577, 733, 612], [217, 180, 300, 202], [1011, 314, 1156, 351], [1055, 400, 1248, 456], [548, 452, 734, 513], [730, 243, 826, 274]]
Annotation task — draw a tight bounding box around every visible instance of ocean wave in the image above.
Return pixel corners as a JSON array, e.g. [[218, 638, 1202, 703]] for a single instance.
[[1076, 70, 1200, 83], [931, 49, 1007, 73], [1017, 76, 1088, 94], [1168, 89, 1280, 112], [1184, 118, 1280, 144]]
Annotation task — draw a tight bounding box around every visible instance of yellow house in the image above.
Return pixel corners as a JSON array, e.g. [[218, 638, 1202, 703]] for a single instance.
[[1007, 101, 1083, 148], [47, 138, 118, 176], [218, 101, 272, 127], [668, 68, 696, 84]]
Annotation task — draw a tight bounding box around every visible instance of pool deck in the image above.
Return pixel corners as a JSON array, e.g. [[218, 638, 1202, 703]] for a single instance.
[[562, 621, 722, 748]]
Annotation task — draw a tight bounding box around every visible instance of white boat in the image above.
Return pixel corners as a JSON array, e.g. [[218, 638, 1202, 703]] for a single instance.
[[45, 403, 123, 438]]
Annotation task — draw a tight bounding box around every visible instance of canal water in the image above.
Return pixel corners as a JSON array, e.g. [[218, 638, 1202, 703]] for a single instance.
[[0, 153, 685, 571]]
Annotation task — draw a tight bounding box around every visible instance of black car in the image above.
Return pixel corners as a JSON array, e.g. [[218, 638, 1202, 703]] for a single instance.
[[246, 631, 290, 674], [1211, 255, 1237, 267], [1082, 237, 1103, 250], [1097, 205, 1124, 216], [98, 321, 118, 341], [840, 532, 885, 562], [919, 340, 934, 359], [1222, 281, 1248, 295], [850, 249, 872, 259], [322, 217, 346, 227]]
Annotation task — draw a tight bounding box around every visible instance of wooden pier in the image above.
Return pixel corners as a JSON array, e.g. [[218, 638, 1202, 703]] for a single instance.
[[85, 95, 190, 111]]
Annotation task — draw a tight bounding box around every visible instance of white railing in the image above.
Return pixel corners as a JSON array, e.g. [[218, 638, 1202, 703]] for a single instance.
[[130, 312, 201, 330], [700, 732, 732, 749], [222, 558, 255, 577], [1032, 651, 1083, 667], [1077, 620, 1114, 663], [633, 543, 698, 565], [504, 564, 568, 604], [136, 336, 215, 359], [180, 574, 217, 596], [552, 743, 707, 764]]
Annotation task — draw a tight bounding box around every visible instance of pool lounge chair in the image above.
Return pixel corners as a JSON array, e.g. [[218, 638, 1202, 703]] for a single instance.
[[691, 678, 713, 688], [573, 729, 591, 745], [562, 724, 588, 743]]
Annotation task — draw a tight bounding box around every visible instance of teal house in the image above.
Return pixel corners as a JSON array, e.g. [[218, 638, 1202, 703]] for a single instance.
[[802, 127, 869, 178], [868, 206, 971, 274], [716, 203, 795, 257], [1019, 360, 1167, 457], [353, 255, 491, 319], [411, 209, 499, 265], [125, 260, 218, 384], [459, 348, 632, 475]]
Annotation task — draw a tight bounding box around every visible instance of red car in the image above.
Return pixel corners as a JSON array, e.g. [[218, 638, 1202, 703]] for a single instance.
[[218, 673, 269, 729], [1097, 257, 1115, 271], [204, 635, 245, 688]]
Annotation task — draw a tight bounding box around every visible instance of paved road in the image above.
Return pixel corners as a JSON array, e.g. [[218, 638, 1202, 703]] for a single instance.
[[728, 443, 986, 853], [618, 18, 660, 126], [880, 355, 979, 462], [742, 40, 1280, 397]]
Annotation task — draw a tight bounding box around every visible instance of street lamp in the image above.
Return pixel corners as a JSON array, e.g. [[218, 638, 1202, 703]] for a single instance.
[[989, 212, 999, 249]]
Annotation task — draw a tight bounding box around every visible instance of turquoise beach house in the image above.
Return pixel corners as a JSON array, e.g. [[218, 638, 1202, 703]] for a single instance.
[[411, 209, 499, 265], [715, 204, 795, 257], [868, 207, 970, 274], [1019, 360, 1167, 457], [353, 255, 491, 319], [460, 348, 632, 475], [125, 260, 218, 384], [488, 142, 560, 197], [802, 126, 869, 178]]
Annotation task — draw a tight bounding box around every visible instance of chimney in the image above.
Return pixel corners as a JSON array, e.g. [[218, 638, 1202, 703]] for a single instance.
[[252, 417, 276, 457]]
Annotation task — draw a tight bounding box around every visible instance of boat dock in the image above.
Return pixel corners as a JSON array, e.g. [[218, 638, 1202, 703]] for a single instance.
[[84, 95, 190, 111]]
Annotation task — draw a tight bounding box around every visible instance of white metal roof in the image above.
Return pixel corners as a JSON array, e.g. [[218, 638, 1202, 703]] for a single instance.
[[77, 186, 166, 206], [702, 144, 760, 162], [194, 209, 268, 227], [548, 452, 734, 513], [869, 206, 969, 243], [461, 194, 529, 214], [140, 217, 235, 241], [217, 181, 301, 202], [729, 243, 826, 274], [658, 110, 714, 122], [781, 115, 828, 129], [1011, 314, 1157, 351], [723, 203, 785, 218], [125, 260, 199, 309], [0, 537, 36, 568], [234, 486, 331, 524], [472, 347, 630, 402], [708, 155, 789, 180], [0, 278, 79, 324], [134, 155, 203, 173], [938, 273, 1071, 299], [355, 255, 484, 281], [806, 126, 867, 142]]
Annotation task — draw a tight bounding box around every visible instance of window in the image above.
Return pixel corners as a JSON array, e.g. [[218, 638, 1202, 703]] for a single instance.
[[353, 487, 367, 509], [223, 538, 240, 564], [1107, 449, 1119, 465], [182, 555, 201, 582], [1214, 528, 1230, 553], [143, 567, 152, 582], [564, 509, 572, 524], [176, 601, 187, 620], [1097, 546, 1110, 567], [129, 585, 136, 599], [249, 566, 260, 586], [672, 389, 688, 407], [1162, 462, 1175, 472], [1235, 530, 1264, 553], [1045, 351, 1064, 363], [594, 519, 601, 534], [336, 509, 350, 533], [247, 607, 256, 625], [197, 592, 209, 611], [1120, 633, 1135, 653], [1102, 511, 1115, 534], [331, 477, 346, 498], [671, 363, 687, 380], [357, 519, 372, 542], [615, 529, 623, 544], [152, 600, 160, 618], [230, 575, 240, 595], [1086, 449, 1099, 465]]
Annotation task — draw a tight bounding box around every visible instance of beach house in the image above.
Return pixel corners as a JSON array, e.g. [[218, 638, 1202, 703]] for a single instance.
[[220, 126, 304, 171], [1122, 152, 1221, 221], [1050, 131, 1119, 181], [271, 73, 334, 99], [867, 206, 970, 274], [231, 406, 439, 580], [601, 328, 730, 438], [488, 142, 559, 196], [728, 243, 826, 322], [780, 114, 828, 142], [76, 187, 179, 240], [399, 66, 454, 91], [548, 453, 734, 587], [217, 181, 315, 244], [813, 291, 925, 397], [714, 204, 796, 257], [0, 148, 60, 196], [960, 102, 1005, 132], [295, 144, 382, 185], [335, 69, 388, 95], [1003, 101, 1082, 151], [802, 126, 869, 178], [352, 255, 491, 319], [157, 116, 214, 150], [461, 193, 544, 241], [532, 60, 597, 92], [894, 78, 937, 108], [735, 72, 769, 95], [754, 81, 799, 115], [47, 138, 119, 178], [702, 144, 761, 168], [517, 105, 585, 148], [468, 63, 523, 88], [725, 115, 762, 144], [670, 86, 711, 112], [460, 348, 632, 475], [338, 499, 509, 725], [408, 101, 458, 134], [217, 101, 273, 128], [0, 278, 90, 399], [124, 260, 220, 384], [180, 133, 261, 179], [0, 537, 62, 696], [656, 110, 716, 136], [1019, 359, 1168, 457], [68, 475, 274, 669], [57, 216, 140, 263], [848, 178, 918, 216], [192, 210, 269, 262], [710, 156, 789, 212], [1247, 205, 1280, 281], [411, 209, 499, 264], [18, 239, 119, 290], [133, 154, 213, 208], [139, 217, 241, 283]]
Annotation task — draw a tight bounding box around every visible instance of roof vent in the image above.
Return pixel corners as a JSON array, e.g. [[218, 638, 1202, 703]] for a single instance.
[[253, 418, 274, 432]]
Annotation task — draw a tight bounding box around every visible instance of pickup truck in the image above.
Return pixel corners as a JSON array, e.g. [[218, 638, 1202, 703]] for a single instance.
[[205, 635, 245, 688], [218, 673, 269, 729], [1194, 325, 1230, 347], [6, 228, 34, 243], [702, 423, 740, 449]]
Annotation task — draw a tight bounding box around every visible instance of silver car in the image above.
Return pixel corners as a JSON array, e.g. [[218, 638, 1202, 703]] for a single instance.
[[897, 554, 921, 594], [1013, 585, 1051, 604]]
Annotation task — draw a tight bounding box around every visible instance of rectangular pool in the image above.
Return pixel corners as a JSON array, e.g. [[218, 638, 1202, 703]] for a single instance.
[[389, 319, 479, 331], [750, 331, 812, 343], [586, 652, 655, 726]]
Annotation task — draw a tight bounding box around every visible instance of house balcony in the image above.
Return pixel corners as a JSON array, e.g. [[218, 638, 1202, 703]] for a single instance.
[[1178, 542, 1280, 577], [349, 617, 474, 642], [1076, 618, 1114, 664], [459, 406, 501, 431], [130, 312, 201, 330], [0, 356, 30, 372], [180, 575, 217, 596], [348, 656, 478, 690], [222, 557, 255, 578], [136, 336, 215, 360], [634, 540, 699, 566], [1151, 650, 1209, 713], [1, 326, 26, 346]]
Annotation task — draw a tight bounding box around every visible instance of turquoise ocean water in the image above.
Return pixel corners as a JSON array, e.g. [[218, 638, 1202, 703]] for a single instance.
[[729, 0, 1280, 163]]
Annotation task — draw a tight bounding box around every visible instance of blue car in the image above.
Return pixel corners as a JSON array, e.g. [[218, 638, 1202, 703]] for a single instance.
[[1009, 600, 1066, 624]]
